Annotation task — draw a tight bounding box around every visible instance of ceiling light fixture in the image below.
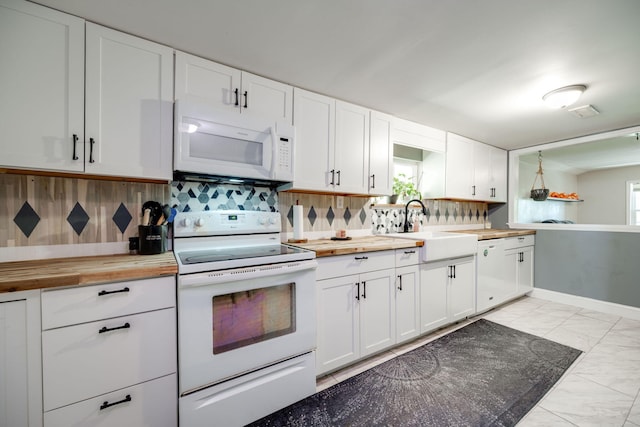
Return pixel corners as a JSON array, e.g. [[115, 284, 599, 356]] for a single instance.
[[542, 85, 587, 109]]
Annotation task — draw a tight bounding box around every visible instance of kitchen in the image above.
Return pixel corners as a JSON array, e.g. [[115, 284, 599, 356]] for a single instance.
[[2, 0, 640, 426]]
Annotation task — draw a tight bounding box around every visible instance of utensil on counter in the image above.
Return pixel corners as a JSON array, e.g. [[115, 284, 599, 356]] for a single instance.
[[142, 201, 162, 225], [142, 208, 151, 226]]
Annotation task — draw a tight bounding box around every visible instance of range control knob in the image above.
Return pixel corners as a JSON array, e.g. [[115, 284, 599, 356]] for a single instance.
[[182, 218, 192, 227], [258, 217, 267, 225], [195, 218, 205, 227], [269, 217, 277, 225]]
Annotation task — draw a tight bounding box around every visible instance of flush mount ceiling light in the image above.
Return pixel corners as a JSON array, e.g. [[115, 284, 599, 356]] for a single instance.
[[542, 85, 587, 109]]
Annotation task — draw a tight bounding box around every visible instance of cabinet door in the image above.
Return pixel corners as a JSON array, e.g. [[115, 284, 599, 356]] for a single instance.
[[449, 258, 476, 321], [445, 133, 475, 199], [0, 0, 84, 172], [292, 88, 335, 192], [473, 143, 492, 200], [174, 51, 240, 110], [0, 291, 42, 427], [241, 72, 293, 124], [395, 265, 420, 343], [420, 262, 448, 333], [503, 249, 521, 300], [489, 146, 507, 202], [359, 269, 395, 357], [517, 246, 534, 294], [334, 101, 370, 194], [85, 23, 173, 180], [0, 299, 28, 427], [316, 275, 359, 375], [369, 111, 393, 195]]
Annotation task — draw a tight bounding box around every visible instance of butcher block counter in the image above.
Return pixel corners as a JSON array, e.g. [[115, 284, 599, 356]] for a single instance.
[[287, 235, 423, 257], [0, 251, 177, 293], [452, 229, 536, 240]]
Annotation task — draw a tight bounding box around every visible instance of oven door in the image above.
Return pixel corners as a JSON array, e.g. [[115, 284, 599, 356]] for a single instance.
[[177, 259, 317, 395]]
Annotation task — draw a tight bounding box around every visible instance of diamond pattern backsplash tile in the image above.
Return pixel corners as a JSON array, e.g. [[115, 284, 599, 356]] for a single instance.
[[1, 174, 167, 247], [67, 202, 91, 236], [13, 201, 40, 238], [171, 181, 278, 213]]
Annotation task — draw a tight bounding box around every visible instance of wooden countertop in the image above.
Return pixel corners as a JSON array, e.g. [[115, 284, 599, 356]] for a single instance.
[[0, 252, 177, 293], [288, 235, 423, 257], [451, 229, 536, 240]]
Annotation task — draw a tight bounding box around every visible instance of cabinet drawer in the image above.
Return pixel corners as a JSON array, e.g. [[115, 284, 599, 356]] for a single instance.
[[395, 248, 420, 267], [42, 276, 175, 330], [44, 374, 177, 427], [504, 235, 535, 250], [316, 251, 395, 280], [42, 307, 176, 411]]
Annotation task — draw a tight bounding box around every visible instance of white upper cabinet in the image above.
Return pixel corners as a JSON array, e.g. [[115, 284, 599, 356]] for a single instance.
[[292, 88, 335, 192], [334, 100, 370, 194], [369, 111, 394, 195], [0, 1, 173, 181], [175, 51, 293, 125], [392, 118, 446, 153], [0, 0, 85, 172], [292, 88, 381, 195], [85, 23, 174, 180], [445, 133, 507, 202]]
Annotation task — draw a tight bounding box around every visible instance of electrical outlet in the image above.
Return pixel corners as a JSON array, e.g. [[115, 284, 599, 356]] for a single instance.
[[336, 196, 344, 209]]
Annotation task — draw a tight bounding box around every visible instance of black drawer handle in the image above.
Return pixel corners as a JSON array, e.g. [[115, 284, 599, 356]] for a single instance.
[[355, 256, 368, 260], [99, 322, 130, 334], [89, 137, 96, 163], [100, 394, 131, 410], [243, 90, 248, 108], [234, 88, 239, 106], [98, 287, 130, 297], [72, 134, 79, 160], [404, 250, 416, 254]]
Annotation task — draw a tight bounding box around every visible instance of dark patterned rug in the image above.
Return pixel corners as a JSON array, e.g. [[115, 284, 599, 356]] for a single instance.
[[248, 319, 582, 427]]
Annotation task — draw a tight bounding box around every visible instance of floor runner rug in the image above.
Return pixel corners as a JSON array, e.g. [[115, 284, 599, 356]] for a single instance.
[[249, 319, 582, 427]]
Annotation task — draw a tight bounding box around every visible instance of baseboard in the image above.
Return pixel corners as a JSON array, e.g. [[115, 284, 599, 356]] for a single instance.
[[530, 288, 640, 321]]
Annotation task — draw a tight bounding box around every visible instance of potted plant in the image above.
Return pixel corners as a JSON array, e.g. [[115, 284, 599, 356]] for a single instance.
[[391, 173, 421, 203]]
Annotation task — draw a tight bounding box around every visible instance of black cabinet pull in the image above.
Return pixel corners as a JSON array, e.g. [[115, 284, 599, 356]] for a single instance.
[[355, 282, 360, 300], [243, 90, 248, 108], [98, 287, 130, 297], [336, 170, 341, 186], [362, 281, 366, 299], [72, 134, 79, 160], [100, 394, 131, 411], [330, 169, 335, 185], [448, 265, 453, 278], [99, 322, 130, 334], [89, 138, 95, 163], [404, 250, 416, 254], [354, 256, 368, 260], [234, 88, 239, 106], [472, 185, 476, 196], [371, 174, 375, 189], [398, 275, 403, 290], [453, 265, 456, 279]]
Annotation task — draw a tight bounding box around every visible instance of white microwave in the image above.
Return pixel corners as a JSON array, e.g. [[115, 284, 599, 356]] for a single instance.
[[174, 100, 295, 183]]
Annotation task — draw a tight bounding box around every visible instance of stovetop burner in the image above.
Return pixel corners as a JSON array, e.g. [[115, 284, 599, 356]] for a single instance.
[[178, 244, 309, 265]]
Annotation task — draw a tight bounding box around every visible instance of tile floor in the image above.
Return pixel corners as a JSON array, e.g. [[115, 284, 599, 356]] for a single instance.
[[316, 296, 640, 426]]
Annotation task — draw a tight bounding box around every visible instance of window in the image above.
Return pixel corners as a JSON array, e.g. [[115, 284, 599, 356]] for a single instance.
[[626, 180, 640, 225]]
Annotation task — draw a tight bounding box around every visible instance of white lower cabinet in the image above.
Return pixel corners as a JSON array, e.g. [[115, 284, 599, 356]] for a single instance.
[[43, 374, 176, 427], [0, 291, 42, 427], [316, 252, 396, 375], [41, 276, 177, 426], [395, 248, 421, 344], [505, 236, 535, 295], [420, 256, 476, 333]]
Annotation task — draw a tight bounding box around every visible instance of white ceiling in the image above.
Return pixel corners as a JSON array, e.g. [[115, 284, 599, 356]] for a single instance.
[[30, 0, 640, 151]]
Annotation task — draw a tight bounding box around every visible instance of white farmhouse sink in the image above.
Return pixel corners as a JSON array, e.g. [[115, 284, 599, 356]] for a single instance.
[[387, 231, 478, 262]]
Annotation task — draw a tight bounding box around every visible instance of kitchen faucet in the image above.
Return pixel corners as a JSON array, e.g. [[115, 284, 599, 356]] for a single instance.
[[403, 199, 428, 232]]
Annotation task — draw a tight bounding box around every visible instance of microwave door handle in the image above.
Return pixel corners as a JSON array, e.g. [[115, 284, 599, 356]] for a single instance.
[[270, 126, 278, 179]]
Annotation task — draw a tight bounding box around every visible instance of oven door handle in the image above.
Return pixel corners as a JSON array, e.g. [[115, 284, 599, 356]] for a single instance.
[[179, 259, 318, 288]]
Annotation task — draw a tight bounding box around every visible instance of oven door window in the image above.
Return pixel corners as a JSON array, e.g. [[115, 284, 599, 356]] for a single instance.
[[212, 282, 296, 354]]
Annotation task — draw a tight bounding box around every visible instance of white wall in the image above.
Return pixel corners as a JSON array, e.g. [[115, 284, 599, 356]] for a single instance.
[[577, 165, 640, 225]]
